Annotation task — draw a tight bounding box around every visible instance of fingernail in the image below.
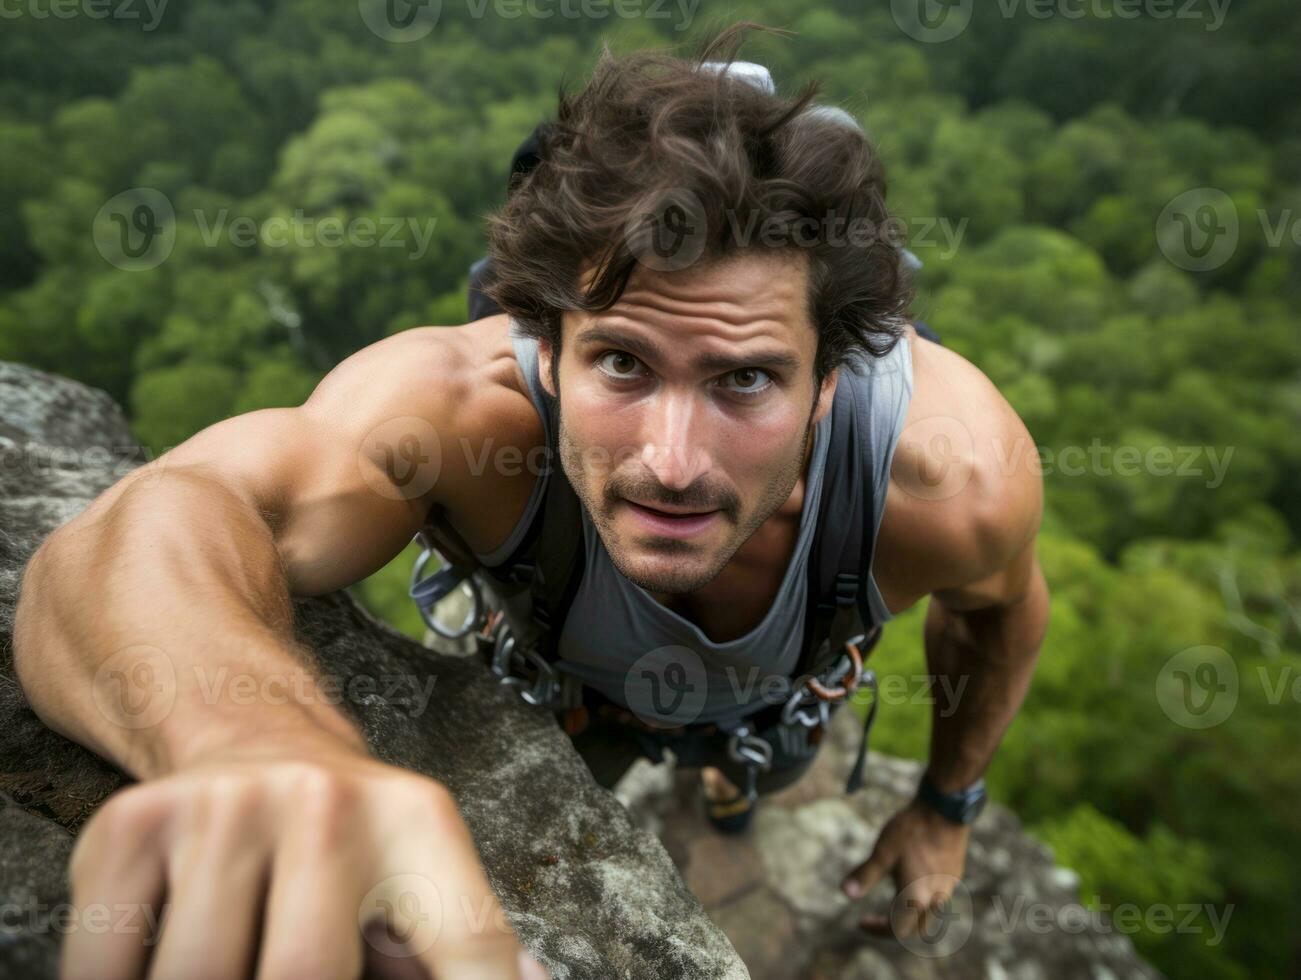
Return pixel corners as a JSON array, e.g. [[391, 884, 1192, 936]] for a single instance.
[[518, 949, 551, 980], [843, 880, 862, 898]]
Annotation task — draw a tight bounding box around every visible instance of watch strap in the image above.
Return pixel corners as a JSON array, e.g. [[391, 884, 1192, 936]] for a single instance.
[[916, 773, 987, 825]]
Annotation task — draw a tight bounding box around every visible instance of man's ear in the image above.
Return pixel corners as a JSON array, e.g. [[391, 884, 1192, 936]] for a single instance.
[[537, 339, 557, 397], [812, 367, 838, 424]]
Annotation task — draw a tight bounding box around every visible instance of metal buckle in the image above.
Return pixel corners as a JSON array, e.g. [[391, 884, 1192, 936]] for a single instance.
[[490, 630, 579, 710], [726, 725, 774, 772], [781, 634, 868, 728], [725, 724, 773, 802], [805, 635, 865, 701], [410, 546, 485, 640], [781, 687, 832, 729]]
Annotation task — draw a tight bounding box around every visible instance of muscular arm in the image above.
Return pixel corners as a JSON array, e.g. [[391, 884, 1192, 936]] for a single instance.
[[14, 327, 459, 778], [872, 325, 1050, 791], [842, 329, 1049, 934], [923, 533, 1049, 792], [11, 324, 546, 980]]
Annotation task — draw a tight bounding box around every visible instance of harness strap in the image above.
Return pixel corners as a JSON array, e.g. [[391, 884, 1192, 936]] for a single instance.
[[528, 460, 584, 644]]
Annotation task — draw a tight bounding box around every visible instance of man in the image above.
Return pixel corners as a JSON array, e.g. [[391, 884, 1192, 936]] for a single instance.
[[12, 25, 1048, 980]]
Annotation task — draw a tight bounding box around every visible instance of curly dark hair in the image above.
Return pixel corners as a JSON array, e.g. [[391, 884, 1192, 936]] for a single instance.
[[482, 22, 914, 383]]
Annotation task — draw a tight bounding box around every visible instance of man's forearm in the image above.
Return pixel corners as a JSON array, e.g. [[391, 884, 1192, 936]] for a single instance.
[[13, 467, 366, 780], [921, 562, 1050, 792]]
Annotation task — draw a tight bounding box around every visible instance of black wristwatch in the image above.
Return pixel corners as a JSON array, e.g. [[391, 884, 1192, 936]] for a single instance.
[[916, 772, 987, 825]]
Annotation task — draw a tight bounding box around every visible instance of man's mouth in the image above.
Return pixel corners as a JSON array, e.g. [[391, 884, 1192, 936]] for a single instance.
[[622, 499, 721, 539]]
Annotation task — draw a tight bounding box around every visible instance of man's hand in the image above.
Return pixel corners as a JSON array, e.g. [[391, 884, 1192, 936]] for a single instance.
[[62, 737, 550, 980], [840, 799, 971, 938]]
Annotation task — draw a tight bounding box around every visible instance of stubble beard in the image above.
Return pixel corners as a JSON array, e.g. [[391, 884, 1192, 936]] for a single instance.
[[556, 406, 816, 595]]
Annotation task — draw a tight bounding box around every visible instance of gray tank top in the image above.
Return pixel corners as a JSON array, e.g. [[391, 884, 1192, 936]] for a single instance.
[[477, 322, 914, 726]]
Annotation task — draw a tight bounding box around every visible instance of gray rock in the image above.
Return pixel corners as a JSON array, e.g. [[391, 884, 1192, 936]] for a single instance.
[[0, 361, 747, 980], [613, 690, 1166, 980]]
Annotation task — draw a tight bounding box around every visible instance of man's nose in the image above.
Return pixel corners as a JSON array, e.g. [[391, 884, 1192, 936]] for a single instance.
[[640, 388, 712, 491]]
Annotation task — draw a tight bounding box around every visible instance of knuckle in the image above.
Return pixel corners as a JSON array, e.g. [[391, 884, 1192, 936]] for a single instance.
[[70, 785, 169, 882], [285, 762, 353, 810], [91, 783, 170, 840], [275, 763, 360, 842], [390, 774, 457, 820]]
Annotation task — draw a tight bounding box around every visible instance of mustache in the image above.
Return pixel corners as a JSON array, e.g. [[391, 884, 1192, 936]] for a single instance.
[[604, 471, 740, 521]]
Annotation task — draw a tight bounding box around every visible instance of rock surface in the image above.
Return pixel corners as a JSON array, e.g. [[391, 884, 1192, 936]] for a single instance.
[[613, 707, 1166, 979], [0, 361, 747, 980]]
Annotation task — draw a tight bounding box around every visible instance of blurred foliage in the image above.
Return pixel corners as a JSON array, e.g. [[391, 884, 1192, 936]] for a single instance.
[[1, 2, 1298, 977]]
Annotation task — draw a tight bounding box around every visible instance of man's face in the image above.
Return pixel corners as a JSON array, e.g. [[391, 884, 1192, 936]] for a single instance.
[[538, 249, 836, 594]]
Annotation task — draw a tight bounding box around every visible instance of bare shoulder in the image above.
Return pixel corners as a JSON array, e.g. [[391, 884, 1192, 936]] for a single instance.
[[872, 324, 1043, 614], [304, 314, 545, 551], [307, 314, 537, 443]]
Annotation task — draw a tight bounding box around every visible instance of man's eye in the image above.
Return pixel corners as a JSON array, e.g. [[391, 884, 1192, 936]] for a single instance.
[[720, 368, 772, 393], [597, 351, 644, 377]]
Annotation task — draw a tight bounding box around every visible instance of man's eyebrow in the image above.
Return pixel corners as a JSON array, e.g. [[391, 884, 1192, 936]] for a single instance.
[[577, 326, 802, 375]]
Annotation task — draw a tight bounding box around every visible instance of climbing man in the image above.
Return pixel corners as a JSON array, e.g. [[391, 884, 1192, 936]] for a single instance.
[[13, 23, 1048, 979]]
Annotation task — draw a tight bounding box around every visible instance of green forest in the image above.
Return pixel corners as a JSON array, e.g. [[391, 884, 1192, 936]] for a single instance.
[[2, 2, 1297, 977]]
